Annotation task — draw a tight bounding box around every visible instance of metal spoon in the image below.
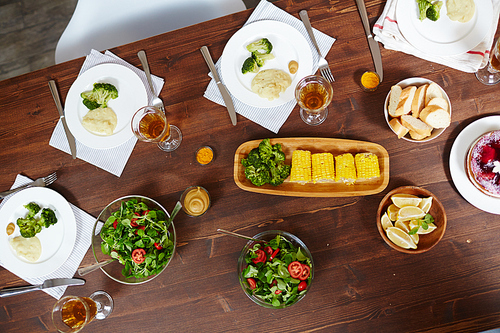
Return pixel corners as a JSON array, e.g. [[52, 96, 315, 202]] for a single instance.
[[78, 201, 183, 276], [217, 229, 266, 243]]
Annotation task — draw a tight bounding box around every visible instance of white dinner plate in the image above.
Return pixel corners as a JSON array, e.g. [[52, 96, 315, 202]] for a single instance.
[[220, 20, 313, 108], [0, 187, 77, 277], [396, 0, 493, 56], [65, 63, 148, 149], [449, 115, 500, 214]]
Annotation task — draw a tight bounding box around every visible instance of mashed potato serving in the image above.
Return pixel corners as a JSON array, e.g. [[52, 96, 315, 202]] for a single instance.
[[251, 69, 292, 101], [82, 107, 118, 136], [446, 0, 475, 23]]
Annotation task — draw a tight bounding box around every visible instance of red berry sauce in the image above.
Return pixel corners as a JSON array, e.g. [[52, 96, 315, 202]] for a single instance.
[[469, 130, 500, 197]]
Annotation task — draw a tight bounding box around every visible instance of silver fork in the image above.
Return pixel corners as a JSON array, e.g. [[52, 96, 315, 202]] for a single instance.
[[0, 172, 57, 199], [137, 50, 165, 112], [299, 10, 335, 82]]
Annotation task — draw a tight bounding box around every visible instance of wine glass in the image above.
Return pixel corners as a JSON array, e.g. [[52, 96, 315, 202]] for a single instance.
[[475, 37, 500, 85], [51, 291, 113, 333], [131, 106, 182, 152], [295, 75, 333, 126]]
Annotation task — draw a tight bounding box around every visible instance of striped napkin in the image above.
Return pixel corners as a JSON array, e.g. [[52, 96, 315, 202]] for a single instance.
[[0, 174, 96, 299], [373, 0, 500, 73], [203, 0, 336, 133], [49, 49, 164, 177]]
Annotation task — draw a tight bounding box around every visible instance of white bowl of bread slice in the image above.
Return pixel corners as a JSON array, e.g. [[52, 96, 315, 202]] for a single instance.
[[384, 78, 451, 142]]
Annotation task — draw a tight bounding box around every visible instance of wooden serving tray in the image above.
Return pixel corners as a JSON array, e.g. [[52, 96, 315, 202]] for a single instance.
[[233, 138, 389, 197]]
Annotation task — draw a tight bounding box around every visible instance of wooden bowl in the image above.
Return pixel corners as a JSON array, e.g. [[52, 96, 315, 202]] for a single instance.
[[376, 186, 447, 254]]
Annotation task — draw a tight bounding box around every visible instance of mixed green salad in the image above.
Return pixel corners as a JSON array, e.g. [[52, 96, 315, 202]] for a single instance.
[[100, 199, 175, 279], [242, 234, 313, 307]]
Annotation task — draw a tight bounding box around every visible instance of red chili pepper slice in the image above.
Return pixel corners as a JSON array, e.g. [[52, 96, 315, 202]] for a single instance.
[[112, 219, 118, 229], [269, 248, 280, 260], [131, 248, 146, 264]]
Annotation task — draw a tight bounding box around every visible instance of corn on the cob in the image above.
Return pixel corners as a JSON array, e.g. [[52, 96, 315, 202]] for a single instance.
[[335, 153, 356, 185], [355, 153, 380, 180], [312, 153, 335, 183], [290, 150, 312, 184]]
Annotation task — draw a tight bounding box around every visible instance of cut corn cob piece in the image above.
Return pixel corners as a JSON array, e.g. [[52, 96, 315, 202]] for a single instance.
[[355, 153, 380, 180], [290, 150, 312, 184], [335, 153, 356, 185], [312, 153, 335, 183]]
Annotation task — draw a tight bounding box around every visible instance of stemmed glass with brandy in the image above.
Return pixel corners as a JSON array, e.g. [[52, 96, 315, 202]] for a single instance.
[[51, 291, 113, 333], [131, 106, 182, 152], [475, 37, 500, 85], [295, 75, 333, 126]]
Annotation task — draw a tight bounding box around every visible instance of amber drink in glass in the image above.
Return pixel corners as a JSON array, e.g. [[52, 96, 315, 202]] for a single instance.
[[295, 75, 333, 126], [131, 106, 182, 152], [475, 37, 500, 85]]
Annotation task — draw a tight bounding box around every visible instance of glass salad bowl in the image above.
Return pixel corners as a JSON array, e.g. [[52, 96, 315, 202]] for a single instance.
[[91, 195, 176, 285], [237, 230, 314, 309]]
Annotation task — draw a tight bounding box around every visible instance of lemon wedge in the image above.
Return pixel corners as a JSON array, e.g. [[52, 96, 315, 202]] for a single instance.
[[381, 212, 393, 231], [409, 220, 437, 235], [386, 227, 417, 249], [391, 194, 423, 208], [395, 220, 419, 245], [397, 206, 426, 221], [387, 204, 399, 221], [419, 197, 433, 213]]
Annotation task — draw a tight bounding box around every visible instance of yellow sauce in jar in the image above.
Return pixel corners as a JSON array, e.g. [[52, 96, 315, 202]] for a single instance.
[[183, 187, 210, 216]]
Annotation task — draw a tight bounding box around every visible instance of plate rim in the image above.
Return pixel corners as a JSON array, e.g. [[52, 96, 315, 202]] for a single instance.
[[396, 0, 493, 56], [0, 187, 77, 278], [220, 20, 313, 108], [449, 115, 500, 214], [65, 63, 148, 149], [234, 137, 390, 197]]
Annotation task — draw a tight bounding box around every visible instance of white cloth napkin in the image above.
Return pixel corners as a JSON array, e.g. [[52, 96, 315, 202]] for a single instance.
[[49, 49, 164, 177], [203, 0, 336, 133], [0, 175, 96, 299], [373, 0, 500, 73]]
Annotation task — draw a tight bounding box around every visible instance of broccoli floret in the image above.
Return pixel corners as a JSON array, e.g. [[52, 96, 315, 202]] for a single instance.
[[244, 165, 271, 186], [251, 52, 275, 67], [242, 148, 264, 168], [426, 1, 442, 21], [40, 208, 57, 228], [24, 202, 41, 218], [16, 217, 41, 238], [80, 82, 118, 109], [417, 0, 432, 21], [258, 138, 274, 164], [82, 99, 100, 110], [246, 38, 273, 54], [242, 57, 259, 74]]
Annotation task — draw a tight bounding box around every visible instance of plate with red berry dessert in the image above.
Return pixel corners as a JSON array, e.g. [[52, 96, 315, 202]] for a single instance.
[[450, 116, 500, 214]]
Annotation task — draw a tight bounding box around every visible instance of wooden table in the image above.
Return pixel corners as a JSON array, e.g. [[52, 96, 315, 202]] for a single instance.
[[1, 0, 500, 332]]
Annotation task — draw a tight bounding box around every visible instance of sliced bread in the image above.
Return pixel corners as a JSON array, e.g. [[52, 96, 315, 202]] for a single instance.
[[419, 105, 451, 129], [389, 117, 409, 139], [425, 82, 443, 105], [401, 115, 433, 136], [394, 86, 417, 116], [427, 97, 449, 112], [388, 85, 402, 117], [409, 130, 429, 141], [411, 84, 428, 118]]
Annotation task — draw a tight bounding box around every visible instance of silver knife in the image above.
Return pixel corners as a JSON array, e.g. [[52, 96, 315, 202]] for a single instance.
[[49, 80, 77, 159], [200, 46, 237, 126], [355, 0, 383, 82], [0, 278, 85, 297]]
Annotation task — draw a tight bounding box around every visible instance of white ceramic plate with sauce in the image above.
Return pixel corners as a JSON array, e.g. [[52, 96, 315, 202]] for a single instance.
[[0, 187, 77, 277], [65, 63, 148, 149], [449, 115, 500, 214], [396, 0, 493, 56], [220, 20, 313, 108]]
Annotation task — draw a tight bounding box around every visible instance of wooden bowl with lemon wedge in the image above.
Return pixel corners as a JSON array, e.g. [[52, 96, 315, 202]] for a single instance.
[[376, 186, 446, 254]]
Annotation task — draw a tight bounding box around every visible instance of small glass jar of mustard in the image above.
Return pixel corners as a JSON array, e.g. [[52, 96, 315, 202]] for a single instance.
[[180, 186, 211, 217], [361, 71, 380, 92], [196, 146, 214, 165]]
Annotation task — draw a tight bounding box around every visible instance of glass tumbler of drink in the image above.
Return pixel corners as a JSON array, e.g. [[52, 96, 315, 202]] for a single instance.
[[295, 75, 333, 126], [51, 291, 113, 333], [475, 37, 500, 85], [131, 106, 182, 152]]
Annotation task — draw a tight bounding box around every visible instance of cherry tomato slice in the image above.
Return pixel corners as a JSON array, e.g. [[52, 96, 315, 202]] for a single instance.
[[247, 278, 257, 290], [288, 261, 303, 279], [134, 225, 146, 235], [270, 279, 277, 287], [130, 212, 141, 227], [263, 246, 273, 256], [299, 264, 311, 280], [142, 210, 150, 216], [269, 248, 280, 260], [112, 219, 118, 229], [131, 248, 146, 264], [251, 249, 266, 264], [298, 281, 307, 291], [154, 242, 163, 250], [275, 289, 282, 295]]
